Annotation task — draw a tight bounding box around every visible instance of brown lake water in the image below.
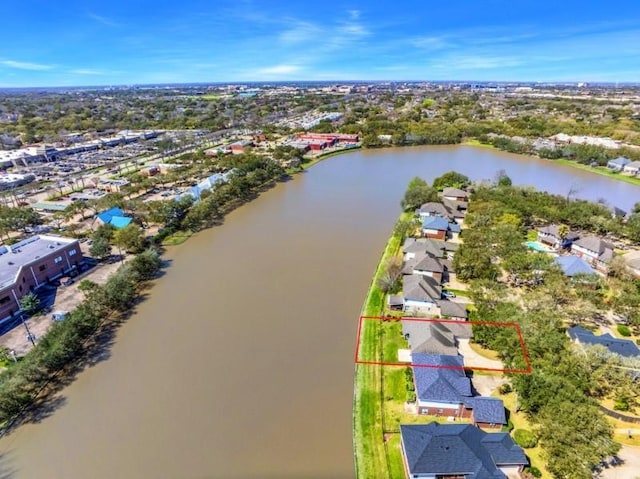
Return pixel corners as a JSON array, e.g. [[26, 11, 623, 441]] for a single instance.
[[0, 146, 639, 478]]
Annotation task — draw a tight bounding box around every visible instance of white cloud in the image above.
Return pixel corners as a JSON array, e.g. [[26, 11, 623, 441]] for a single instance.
[[71, 69, 104, 75], [279, 21, 322, 44], [87, 13, 121, 27], [411, 36, 451, 50], [0, 60, 54, 71], [256, 64, 302, 76]]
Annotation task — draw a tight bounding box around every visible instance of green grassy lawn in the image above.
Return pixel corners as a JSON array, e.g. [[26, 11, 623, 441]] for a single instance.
[[442, 287, 469, 297], [161, 230, 193, 246], [462, 139, 498, 149], [553, 159, 640, 186], [468, 341, 501, 360], [496, 391, 551, 478], [353, 217, 406, 479]]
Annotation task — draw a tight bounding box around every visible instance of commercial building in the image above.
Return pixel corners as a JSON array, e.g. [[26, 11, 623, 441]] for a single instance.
[[0, 235, 83, 322]]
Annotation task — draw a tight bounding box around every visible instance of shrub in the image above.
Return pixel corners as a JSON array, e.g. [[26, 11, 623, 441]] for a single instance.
[[617, 324, 631, 337], [513, 429, 538, 448], [499, 383, 512, 394], [525, 466, 542, 478]]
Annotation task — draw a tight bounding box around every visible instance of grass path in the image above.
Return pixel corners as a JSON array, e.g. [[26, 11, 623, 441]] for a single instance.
[[353, 216, 406, 479]]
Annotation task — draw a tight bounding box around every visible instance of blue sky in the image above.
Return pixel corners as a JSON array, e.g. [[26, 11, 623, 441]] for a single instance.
[[1, 0, 639, 87]]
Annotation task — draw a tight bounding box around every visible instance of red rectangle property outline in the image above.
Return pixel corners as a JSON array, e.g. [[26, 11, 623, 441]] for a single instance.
[[355, 316, 532, 374]]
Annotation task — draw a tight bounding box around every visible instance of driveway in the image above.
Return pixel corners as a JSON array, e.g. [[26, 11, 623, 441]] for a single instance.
[[457, 338, 504, 371], [601, 445, 640, 479]]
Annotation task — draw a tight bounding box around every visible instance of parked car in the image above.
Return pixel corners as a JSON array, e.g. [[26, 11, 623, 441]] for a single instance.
[[51, 311, 69, 322], [442, 290, 456, 299]]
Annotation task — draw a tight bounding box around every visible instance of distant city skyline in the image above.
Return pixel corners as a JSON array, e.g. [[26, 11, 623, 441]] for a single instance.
[[2, 0, 639, 87]]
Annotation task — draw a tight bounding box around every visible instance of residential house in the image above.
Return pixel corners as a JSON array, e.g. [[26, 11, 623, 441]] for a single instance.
[[411, 354, 507, 428], [554, 255, 597, 277], [607, 156, 631, 171], [403, 275, 442, 314], [229, 140, 254, 154], [0, 235, 83, 322], [403, 238, 447, 261], [442, 198, 468, 224], [571, 235, 614, 272], [412, 255, 445, 283], [400, 423, 528, 479], [417, 202, 452, 220], [438, 300, 469, 320], [95, 207, 133, 229], [537, 224, 579, 249], [422, 217, 460, 240], [623, 160, 640, 176], [402, 321, 458, 356], [567, 326, 640, 358], [442, 187, 469, 202]]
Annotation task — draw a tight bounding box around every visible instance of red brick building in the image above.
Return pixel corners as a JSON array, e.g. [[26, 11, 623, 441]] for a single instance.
[[0, 235, 82, 322]]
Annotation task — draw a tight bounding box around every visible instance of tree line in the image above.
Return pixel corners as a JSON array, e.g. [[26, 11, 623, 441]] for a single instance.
[[0, 249, 163, 425]]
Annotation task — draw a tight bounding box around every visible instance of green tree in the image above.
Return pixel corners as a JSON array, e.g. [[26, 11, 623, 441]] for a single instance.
[[494, 169, 512, 187], [113, 224, 146, 254], [432, 171, 470, 191], [89, 236, 112, 261], [129, 249, 163, 281], [19, 292, 40, 315], [400, 177, 438, 211]]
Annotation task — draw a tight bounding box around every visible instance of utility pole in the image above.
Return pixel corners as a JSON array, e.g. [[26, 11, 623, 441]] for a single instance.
[[21, 314, 36, 347]]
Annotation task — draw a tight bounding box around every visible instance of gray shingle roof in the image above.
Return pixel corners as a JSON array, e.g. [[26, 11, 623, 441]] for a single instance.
[[572, 235, 614, 263], [414, 255, 445, 273], [418, 202, 452, 218], [403, 275, 442, 302], [437, 300, 468, 319], [442, 187, 469, 199], [538, 224, 579, 241], [403, 238, 445, 258], [403, 321, 458, 355], [567, 326, 640, 358], [400, 423, 527, 478]]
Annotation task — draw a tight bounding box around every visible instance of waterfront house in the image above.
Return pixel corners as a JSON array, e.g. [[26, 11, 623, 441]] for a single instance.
[[402, 321, 458, 356], [403, 275, 442, 314], [400, 423, 528, 479], [412, 255, 445, 283], [411, 354, 507, 428], [537, 224, 579, 249], [0, 235, 83, 322], [403, 238, 448, 261], [607, 156, 631, 171], [567, 326, 640, 358], [422, 217, 460, 240], [416, 202, 452, 220], [422, 217, 449, 240], [571, 235, 614, 273], [441, 187, 469, 202], [437, 300, 469, 320], [623, 160, 640, 176]]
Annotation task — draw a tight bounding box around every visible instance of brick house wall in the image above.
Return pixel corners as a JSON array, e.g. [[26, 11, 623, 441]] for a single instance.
[[0, 241, 82, 321]]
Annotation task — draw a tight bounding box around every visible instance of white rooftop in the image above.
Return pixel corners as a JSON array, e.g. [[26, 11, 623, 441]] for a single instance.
[[0, 235, 77, 289]]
